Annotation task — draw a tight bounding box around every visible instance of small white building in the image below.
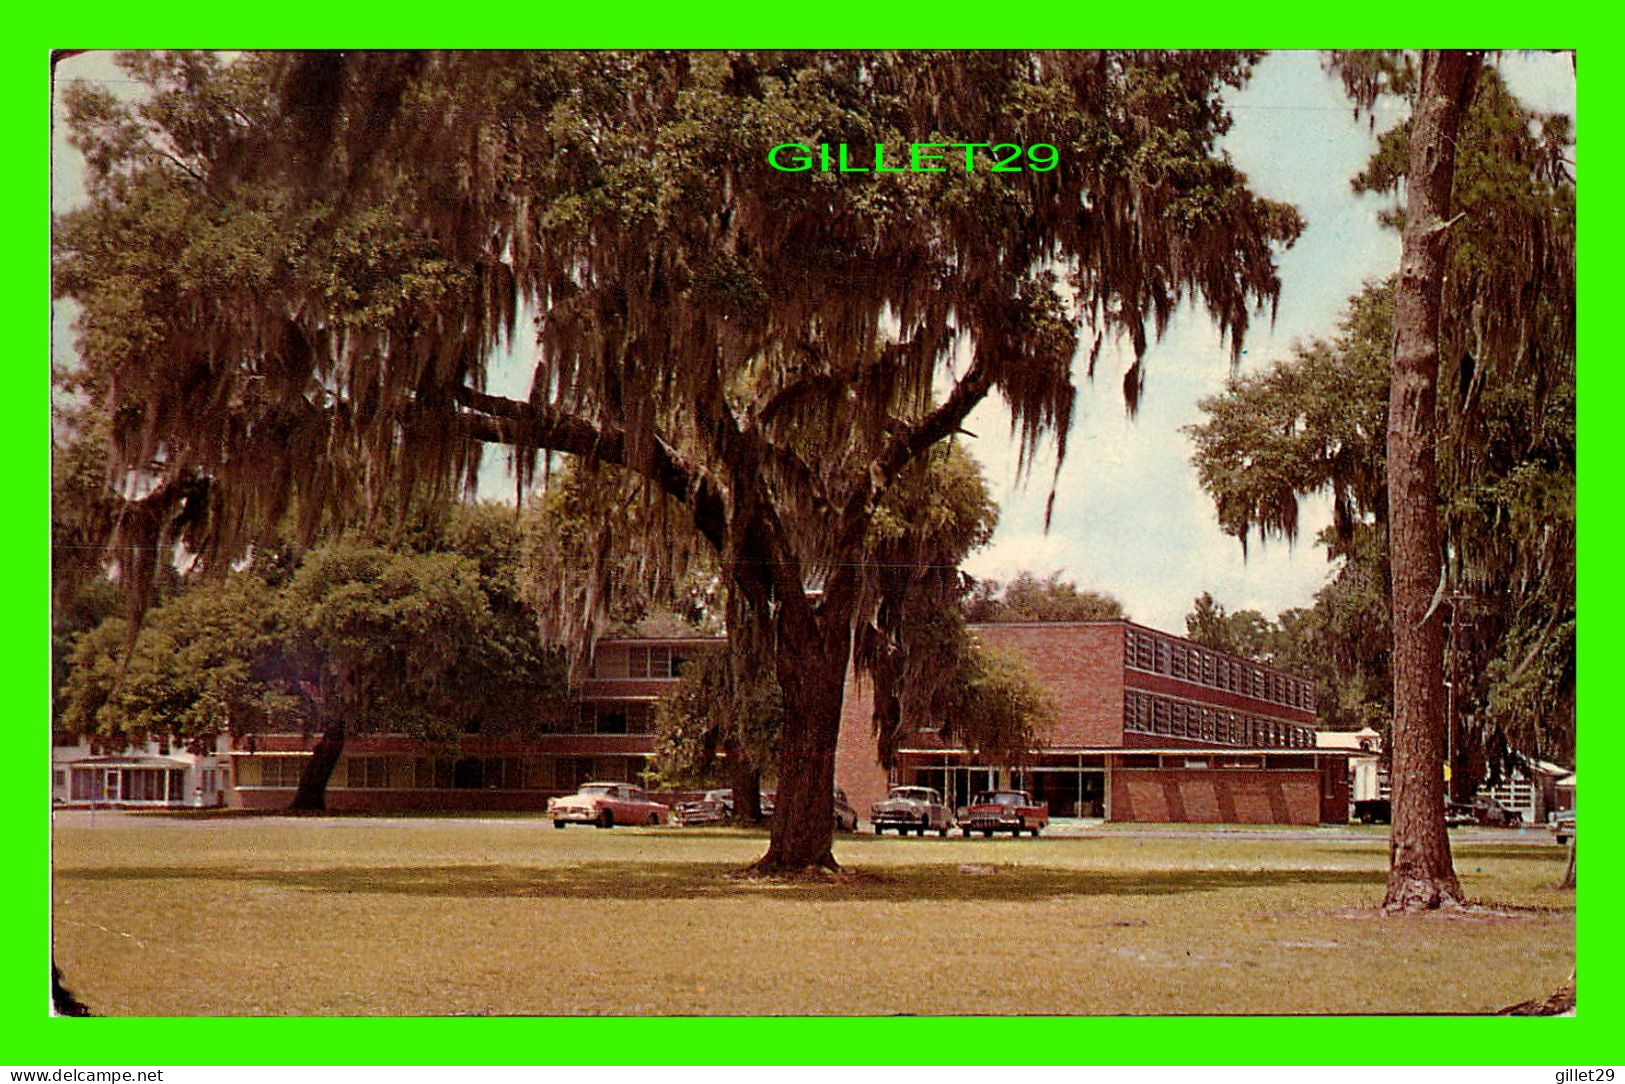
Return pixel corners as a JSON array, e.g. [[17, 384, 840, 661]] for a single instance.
[[1316, 727, 1382, 804], [52, 735, 234, 808]]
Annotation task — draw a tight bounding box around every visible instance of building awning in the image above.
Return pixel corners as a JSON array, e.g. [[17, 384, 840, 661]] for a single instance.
[[229, 750, 314, 756], [70, 756, 190, 769], [1557, 773, 1576, 789]]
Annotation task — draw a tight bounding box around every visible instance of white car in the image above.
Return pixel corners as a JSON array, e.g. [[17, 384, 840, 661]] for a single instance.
[[548, 782, 669, 828], [871, 785, 954, 836]]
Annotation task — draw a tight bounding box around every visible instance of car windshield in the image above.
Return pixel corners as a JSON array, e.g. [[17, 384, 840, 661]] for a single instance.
[[974, 792, 1026, 806], [889, 788, 937, 802], [579, 784, 615, 795]]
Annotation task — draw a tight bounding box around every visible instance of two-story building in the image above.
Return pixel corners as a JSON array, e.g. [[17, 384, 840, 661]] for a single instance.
[[837, 621, 1351, 825], [71, 621, 1356, 825]]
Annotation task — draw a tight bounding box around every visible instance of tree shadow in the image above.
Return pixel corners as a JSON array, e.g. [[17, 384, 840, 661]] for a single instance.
[[55, 861, 1383, 902]]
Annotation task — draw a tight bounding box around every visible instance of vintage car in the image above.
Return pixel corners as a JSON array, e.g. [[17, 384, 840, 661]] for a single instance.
[[1468, 795, 1523, 828], [834, 788, 859, 832], [871, 785, 954, 836], [1549, 809, 1576, 845], [672, 789, 733, 826], [548, 782, 669, 828], [959, 789, 1049, 837]]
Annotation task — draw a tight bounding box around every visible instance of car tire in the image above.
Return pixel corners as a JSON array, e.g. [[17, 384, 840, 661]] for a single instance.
[[597, 809, 614, 829], [938, 826, 948, 837], [1030, 826, 1041, 838], [649, 813, 660, 825], [553, 820, 567, 829], [982, 829, 993, 838], [874, 825, 883, 835]]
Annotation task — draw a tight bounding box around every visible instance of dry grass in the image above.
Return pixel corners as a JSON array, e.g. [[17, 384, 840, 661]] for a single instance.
[[51, 814, 1574, 1017]]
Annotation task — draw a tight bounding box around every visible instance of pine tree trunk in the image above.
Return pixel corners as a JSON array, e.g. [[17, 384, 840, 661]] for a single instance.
[[751, 626, 847, 873], [1383, 50, 1480, 912], [289, 725, 345, 811], [1560, 838, 1575, 890]]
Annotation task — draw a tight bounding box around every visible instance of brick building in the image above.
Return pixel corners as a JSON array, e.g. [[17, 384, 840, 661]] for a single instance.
[[127, 622, 1351, 825], [837, 621, 1351, 826]]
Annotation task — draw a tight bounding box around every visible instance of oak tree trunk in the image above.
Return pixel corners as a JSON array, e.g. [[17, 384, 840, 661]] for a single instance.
[[289, 725, 346, 811], [1560, 838, 1575, 890], [751, 625, 848, 873], [1383, 50, 1480, 912]]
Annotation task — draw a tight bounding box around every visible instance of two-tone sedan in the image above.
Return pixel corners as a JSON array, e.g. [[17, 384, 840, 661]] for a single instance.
[[548, 782, 669, 828], [959, 789, 1049, 837], [871, 785, 955, 836]]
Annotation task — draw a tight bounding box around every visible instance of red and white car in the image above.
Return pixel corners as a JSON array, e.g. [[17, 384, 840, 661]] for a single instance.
[[548, 782, 669, 828], [959, 789, 1049, 837]]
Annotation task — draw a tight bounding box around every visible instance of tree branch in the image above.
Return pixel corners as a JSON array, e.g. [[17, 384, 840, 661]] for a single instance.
[[452, 387, 728, 551]]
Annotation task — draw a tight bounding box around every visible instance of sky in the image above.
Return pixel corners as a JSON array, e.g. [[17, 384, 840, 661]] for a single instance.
[[953, 50, 1576, 630], [51, 50, 1577, 633]]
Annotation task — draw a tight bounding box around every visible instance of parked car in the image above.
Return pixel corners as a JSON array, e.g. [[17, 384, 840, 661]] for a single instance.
[[871, 785, 954, 836], [1353, 798, 1391, 824], [672, 789, 733, 826], [1468, 796, 1523, 828], [1445, 802, 1477, 827], [672, 788, 785, 825], [834, 788, 859, 832], [1549, 809, 1576, 845], [959, 789, 1049, 837], [548, 782, 669, 828]]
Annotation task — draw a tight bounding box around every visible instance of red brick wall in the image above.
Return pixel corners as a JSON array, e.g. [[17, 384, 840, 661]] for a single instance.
[[835, 674, 892, 819], [1110, 768, 1323, 825], [971, 623, 1126, 747]]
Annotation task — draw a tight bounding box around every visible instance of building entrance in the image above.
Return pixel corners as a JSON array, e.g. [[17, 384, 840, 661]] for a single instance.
[[1028, 768, 1107, 819]]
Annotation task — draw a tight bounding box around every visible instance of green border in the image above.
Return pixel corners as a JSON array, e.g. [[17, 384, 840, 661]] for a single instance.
[[20, 5, 1616, 1067]]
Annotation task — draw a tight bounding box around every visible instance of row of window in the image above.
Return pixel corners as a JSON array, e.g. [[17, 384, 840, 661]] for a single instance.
[[1122, 689, 1316, 749], [590, 644, 702, 680], [237, 754, 646, 791], [1124, 628, 1316, 712], [545, 703, 657, 736], [67, 767, 189, 802]]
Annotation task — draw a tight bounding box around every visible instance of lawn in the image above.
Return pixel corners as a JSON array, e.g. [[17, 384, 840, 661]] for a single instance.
[[50, 813, 1574, 1017]]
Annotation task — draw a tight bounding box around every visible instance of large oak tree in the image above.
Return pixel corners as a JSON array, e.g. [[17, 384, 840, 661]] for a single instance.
[[54, 50, 1300, 871]]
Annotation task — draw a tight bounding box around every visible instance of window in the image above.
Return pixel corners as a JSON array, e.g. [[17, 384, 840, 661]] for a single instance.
[[53, 769, 66, 787], [253, 757, 308, 788], [71, 768, 97, 800], [346, 757, 391, 788], [556, 757, 594, 791]]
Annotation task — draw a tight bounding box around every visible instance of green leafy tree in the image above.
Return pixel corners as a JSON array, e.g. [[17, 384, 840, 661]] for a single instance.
[[1194, 54, 1572, 909], [964, 572, 1125, 624], [54, 50, 1300, 871], [653, 648, 782, 822], [276, 543, 566, 809], [59, 574, 298, 752]]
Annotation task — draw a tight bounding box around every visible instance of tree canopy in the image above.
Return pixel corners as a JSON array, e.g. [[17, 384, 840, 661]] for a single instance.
[[54, 50, 1302, 870], [965, 571, 1126, 624]]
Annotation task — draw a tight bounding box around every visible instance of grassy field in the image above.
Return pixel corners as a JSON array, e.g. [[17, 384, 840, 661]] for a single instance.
[[51, 814, 1574, 1017]]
